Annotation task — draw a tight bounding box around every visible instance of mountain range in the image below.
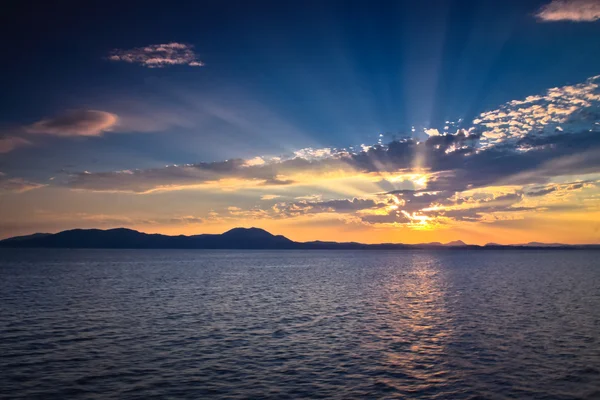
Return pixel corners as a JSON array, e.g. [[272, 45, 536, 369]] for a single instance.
[[0, 227, 598, 250]]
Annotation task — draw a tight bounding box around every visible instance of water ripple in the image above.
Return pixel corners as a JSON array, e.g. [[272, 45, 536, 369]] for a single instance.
[[1, 249, 599, 399]]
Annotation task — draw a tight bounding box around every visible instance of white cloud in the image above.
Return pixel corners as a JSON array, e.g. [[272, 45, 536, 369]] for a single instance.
[[243, 157, 266, 167], [108, 43, 204, 68], [293, 147, 336, 160], [424, 128, 441, 137], [474, 75, 600, 148], [26, 110, 118, 137], [536, 0, 600, 22]]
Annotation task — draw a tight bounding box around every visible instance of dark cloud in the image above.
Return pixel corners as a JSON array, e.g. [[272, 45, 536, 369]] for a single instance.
[[365, 191, 534, 225], [526, 187, 556, 197], [424, 129, 481, 151], [425, 131, 600, 191], [315, 198, 382, 212], [526, 180, 597, 197], [393, 191, 452, 213], [425, 192, 532, 222], [354, 131, 600, 191], [64, 128, 600, 194], [274, 197, 385, 218], [360, 211, 411, 225], [60, 73, 600, 194], [66, 153, 356, 192]]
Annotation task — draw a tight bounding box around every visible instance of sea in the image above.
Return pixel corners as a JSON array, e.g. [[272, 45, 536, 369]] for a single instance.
[[1, 249, 599, 399]]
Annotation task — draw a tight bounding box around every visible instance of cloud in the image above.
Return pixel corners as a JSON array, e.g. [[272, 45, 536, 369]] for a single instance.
[[424, 128, 441, 137], [2, 105, 181, 154], [108, 43, 204, 68], [51, 75, 600, 229], [64, 129, 600, 194], [65, 154, 356, 193], [215, 176, 597, 228], [473, 75, 600, 148], [244, 157, 266, 167], [26, 110, 118, 137], [526, 187, 557, 197], [17, 211, 205, 228], [360, 212, 411, 225], [358, 190, 543, 226], [388, 190, 451, 213], [273, 198, 385, 218], [261, 194, 281, 200], [166, 216, 204, 225], [0, 136, 30, 153], [0, 173, 45, 193], [3, 104, 191, 153], [536, 0, 600, 22], [525, 180, 597, 197]]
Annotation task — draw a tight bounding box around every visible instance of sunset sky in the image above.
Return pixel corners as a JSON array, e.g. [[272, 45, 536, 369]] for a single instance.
[[1, 0, 600, 244]]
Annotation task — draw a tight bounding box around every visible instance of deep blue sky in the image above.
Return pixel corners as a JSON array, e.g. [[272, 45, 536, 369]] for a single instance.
[[1, 0, 600, 176]]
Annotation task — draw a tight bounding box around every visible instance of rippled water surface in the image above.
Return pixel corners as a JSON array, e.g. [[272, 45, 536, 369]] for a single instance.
[[1, 250, 599, 399]]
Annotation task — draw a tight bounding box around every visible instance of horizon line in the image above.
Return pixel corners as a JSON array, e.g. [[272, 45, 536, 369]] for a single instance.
[[1, 226, 599, 248]]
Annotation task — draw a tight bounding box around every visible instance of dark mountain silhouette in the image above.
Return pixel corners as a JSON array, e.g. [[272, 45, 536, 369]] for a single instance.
[[0, 233, 52, 242], [1, 227, 598, 250], [0, 227, 296, 249]]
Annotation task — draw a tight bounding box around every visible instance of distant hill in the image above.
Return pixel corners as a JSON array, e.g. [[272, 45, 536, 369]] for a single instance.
[[445, 240, 467, 247], [518, 242, 568, 248], [0, 228, 598, 250]]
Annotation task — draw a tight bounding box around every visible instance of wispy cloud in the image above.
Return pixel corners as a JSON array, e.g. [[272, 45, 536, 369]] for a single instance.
[[108, 43, 204, 68], [26, 110, 119, 137], [7, 211, 205, 232], [536, 0, 600, 22], [261, 194, 281, 200], [0, 172, 45, 193], [0, 136, 30, 153], [1, 107, 172, 153], [525, 180, 596, 197]]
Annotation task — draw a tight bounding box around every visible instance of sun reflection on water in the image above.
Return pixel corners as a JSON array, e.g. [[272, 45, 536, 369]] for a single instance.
[[364, 253, 456, 393]]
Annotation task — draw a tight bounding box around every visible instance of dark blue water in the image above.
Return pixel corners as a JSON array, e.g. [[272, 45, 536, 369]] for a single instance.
[[1, 250, 599, 399]]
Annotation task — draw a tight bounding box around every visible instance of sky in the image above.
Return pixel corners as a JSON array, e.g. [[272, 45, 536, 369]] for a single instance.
[[1, 0, 600, 244]]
